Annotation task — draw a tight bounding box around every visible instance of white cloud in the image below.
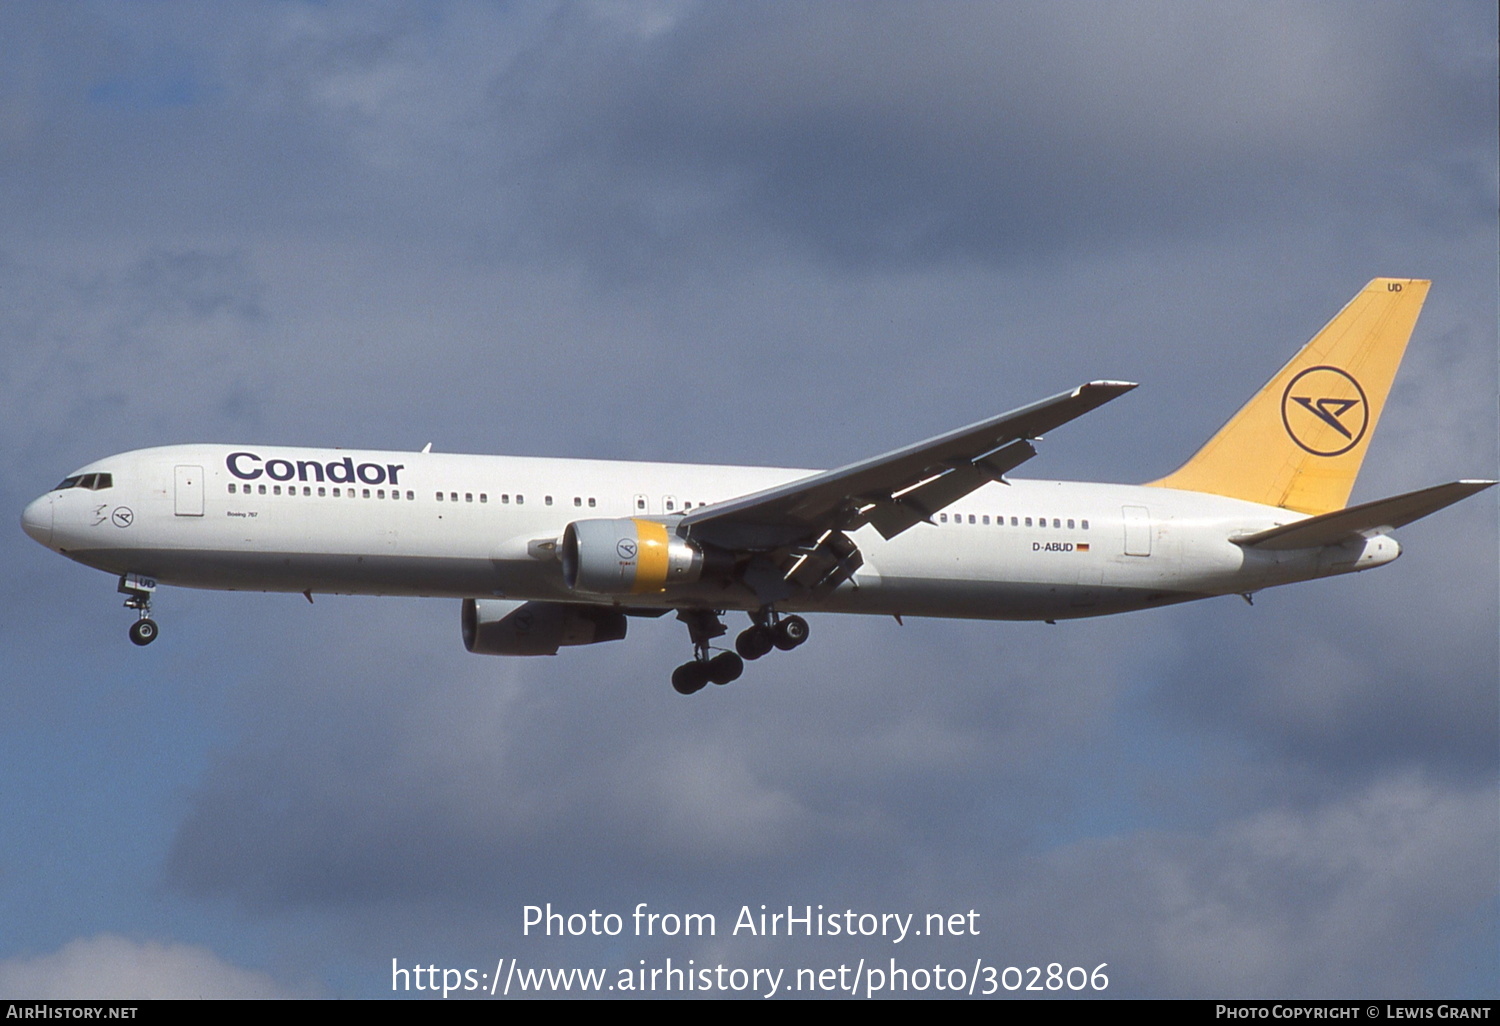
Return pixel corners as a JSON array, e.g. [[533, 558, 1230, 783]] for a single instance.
[[0, 935, 307, 1000]]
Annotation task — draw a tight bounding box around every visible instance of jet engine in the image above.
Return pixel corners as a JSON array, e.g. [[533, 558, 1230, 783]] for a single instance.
[[462, 598, 627, 656], [561, 518, 711, 595]]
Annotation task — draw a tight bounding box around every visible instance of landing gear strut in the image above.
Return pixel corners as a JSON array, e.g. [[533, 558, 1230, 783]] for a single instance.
[[671, 610, 743, 694], [119, 573, 159, 647]]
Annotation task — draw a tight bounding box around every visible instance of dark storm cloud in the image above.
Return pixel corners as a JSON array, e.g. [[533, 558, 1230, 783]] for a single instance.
[[1151, 562, 1498, 783], [164, 604, 1150, 910], [492, 2, 1494, 268], [0, 247, 270, 490]]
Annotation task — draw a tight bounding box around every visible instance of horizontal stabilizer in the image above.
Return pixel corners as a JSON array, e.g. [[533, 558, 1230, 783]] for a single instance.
[[1234, 480, 1496, 550]]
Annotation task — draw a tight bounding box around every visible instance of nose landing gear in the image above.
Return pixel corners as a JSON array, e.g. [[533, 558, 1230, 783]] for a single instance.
[[118, 573, 159, 647]]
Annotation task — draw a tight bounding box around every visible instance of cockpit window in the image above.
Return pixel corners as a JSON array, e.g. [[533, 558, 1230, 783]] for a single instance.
[[52, 473, 113, 492]]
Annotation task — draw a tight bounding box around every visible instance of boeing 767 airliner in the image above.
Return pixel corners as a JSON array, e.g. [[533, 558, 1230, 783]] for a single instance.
[[21, 279, 1494, 693]]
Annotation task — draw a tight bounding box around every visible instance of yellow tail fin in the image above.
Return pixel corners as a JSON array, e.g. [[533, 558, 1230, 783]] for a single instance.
[[1148, 278, 1430, 515]]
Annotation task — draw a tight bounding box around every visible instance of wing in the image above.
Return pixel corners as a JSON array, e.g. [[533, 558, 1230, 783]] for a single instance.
[[679, 381, 1136, 602]]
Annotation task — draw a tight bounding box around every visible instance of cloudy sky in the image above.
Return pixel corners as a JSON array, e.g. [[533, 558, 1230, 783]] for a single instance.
[[1, 1, 1494, 1000]]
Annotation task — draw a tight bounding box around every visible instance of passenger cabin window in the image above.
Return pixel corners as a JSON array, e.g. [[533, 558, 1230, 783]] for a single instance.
[[588, 498, 596, 508], [545, 495, 553, 506]]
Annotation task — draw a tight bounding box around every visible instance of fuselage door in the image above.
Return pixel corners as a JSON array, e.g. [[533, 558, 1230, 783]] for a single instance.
[[175, 465, 205, 517], [1122, 505, 1151, 556]]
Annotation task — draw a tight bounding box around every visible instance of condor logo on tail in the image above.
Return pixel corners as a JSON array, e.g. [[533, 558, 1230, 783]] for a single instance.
[[1280, 366, 1368, 456]]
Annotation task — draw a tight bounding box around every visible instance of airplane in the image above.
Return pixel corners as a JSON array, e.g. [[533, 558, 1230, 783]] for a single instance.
[[20, 278, 1494, 695]]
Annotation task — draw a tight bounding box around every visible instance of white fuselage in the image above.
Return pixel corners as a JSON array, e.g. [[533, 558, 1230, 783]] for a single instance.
[[22, 444, 1400, 622]]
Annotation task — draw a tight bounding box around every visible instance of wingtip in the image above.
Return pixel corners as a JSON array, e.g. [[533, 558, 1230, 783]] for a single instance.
[[1078, 380, 1139, 396]]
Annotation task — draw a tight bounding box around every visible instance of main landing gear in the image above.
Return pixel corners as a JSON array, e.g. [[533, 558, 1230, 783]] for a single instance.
[[671, 609, 741, 695], [671, 608, 809, 695], [119, 573, 159, 647], [734, 612, 808, 660]]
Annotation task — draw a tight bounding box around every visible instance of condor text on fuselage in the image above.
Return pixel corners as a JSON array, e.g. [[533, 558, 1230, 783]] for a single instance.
[[226, 452, 407, 488]]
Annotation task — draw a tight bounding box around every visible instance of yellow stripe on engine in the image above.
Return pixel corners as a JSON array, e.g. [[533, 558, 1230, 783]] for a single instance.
[[631, 519, 670, 593]]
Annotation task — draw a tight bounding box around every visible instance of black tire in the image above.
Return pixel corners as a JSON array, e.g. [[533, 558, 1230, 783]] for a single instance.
[[735, 625, 774, 660], [671, 662, 709, 695], [707, 651, 744, 685], [773, 615, 809, 650], [128, 618, 158, 647]]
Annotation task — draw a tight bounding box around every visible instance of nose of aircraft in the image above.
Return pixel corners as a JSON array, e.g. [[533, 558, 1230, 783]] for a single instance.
[[21, 494, 53, 547]]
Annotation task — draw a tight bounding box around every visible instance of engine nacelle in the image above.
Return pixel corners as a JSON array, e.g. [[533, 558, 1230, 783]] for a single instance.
[[461, 598, 627, 656], [561, 518, 707, 595]]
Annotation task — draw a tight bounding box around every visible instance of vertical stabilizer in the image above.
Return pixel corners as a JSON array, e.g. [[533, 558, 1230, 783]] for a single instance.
[[1148, 278, 1429, 515]]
